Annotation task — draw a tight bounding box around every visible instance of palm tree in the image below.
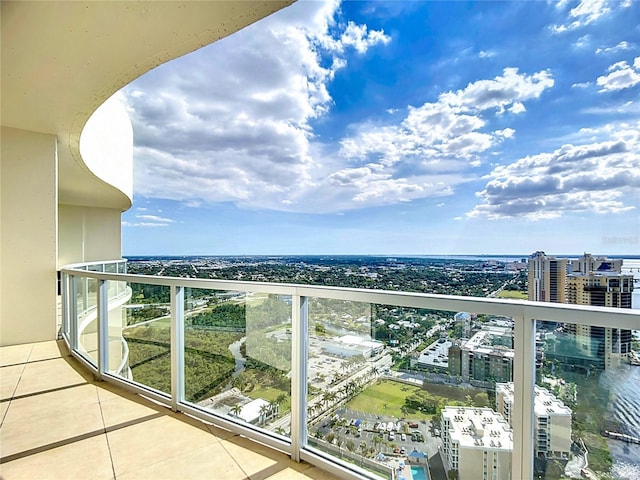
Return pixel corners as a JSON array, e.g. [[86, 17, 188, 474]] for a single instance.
[[359, 441, 368, 457], [269, 400, 279, 420], [276, 392, 288, 406], [345, 439, 356, 454], [321, 390, 337, 409], [372, 434, 381, 452], [230, 404, 243, 418], [259, 403, 270, 425]]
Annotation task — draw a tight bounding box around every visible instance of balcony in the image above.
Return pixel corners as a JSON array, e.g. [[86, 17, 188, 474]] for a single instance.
[[0, 339, 337, 480], [5, 261, 632, 480]]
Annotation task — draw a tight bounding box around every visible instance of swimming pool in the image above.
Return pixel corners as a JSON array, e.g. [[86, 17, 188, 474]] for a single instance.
[[410, 465, 429, 480]]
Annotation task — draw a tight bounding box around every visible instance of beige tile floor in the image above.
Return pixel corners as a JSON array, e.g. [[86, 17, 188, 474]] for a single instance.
[[0, 340, 340, 480]]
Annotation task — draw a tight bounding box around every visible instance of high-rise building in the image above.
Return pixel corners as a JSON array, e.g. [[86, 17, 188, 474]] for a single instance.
[[496, 383, 572, 460], [566, 254, 633, 369], [441, 406, 512, 480], [528, 252, 568, 303], [528, 252, 634, 369]]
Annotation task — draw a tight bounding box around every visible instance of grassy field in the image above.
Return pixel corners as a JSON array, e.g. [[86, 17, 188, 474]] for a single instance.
[[345, 379, 490, 421], [248, 385, 291, 413], [496, 290, 528, 299], [345, 380, 432, 420]]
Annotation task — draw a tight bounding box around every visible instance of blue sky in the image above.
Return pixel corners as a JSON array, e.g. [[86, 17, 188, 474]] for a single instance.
[[121, 0, 640, 256]]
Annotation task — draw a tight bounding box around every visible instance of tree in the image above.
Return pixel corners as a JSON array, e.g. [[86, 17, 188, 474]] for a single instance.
[[259, 403, 270, 425], [346, 439, 356, 453], [359, 441, 368, 456], [322, 390, 337, 409], [474, 392, 490, 407], [269, 400, 279, 419], [230, 404, 243, 418]]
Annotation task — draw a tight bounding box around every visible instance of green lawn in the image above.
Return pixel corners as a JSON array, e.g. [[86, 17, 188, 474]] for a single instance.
[[496, 290, 528, 299], [345, 380, 432, 420], [248, 385, 291, 413]]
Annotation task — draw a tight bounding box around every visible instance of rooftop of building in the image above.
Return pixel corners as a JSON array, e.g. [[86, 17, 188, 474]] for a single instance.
[[441, 406, 513, 450], [461, 330, 514, 358], [496, 382, 572, 417]]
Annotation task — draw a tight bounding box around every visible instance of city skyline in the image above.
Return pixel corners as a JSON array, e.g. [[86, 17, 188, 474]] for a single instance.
[[120, 0, 640, 256]]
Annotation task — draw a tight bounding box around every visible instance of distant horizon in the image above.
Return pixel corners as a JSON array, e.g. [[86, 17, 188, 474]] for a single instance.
[[123, 253, 640, 260]]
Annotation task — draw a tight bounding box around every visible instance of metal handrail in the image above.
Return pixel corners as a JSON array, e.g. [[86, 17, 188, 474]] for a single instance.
[[59, 262, 640, 480]]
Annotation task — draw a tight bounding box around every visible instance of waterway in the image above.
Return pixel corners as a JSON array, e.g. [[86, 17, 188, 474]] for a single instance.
[[228, 337, 246, 378], [602, 364, 640, 479], [604, 258, 640, 479]]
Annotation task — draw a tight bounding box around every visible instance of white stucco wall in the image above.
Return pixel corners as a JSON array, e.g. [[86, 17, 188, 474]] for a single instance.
[[1, 127, 58, 345], [79, 92, 133, 203], [58, 205, 123, 267]]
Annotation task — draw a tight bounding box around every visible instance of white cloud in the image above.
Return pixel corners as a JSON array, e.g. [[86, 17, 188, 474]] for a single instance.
[[128, 46, 553, 213], [337, 21, 391, 54], [551, 0, 613, 32], [123, 0, 390, 212], [596, 57, 640, 91], [136, 215, 175, 223], [122, 222, 171, 228], [469, 122, 640, 220], [301, 68, 553, 210], [596, 40, 631, 55], [122, 209, 176, 228]]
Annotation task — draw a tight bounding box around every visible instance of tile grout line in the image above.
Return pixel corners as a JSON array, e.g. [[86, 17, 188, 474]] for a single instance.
[[97, 384, 118, 480], [0, 345, 34, 427], [218, 434, 253, 480]]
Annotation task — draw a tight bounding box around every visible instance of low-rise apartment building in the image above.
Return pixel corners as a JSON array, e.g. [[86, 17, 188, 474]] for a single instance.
[[496, 382, 572, 459], [441, 406, 513, 480]]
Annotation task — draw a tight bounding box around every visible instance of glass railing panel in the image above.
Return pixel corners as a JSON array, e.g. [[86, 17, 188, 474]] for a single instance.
[[113, 282, 171, 395], [74, 273, 97, 315], [104, 263, 120, 298], [183, 288, 292, 438], [306, 302, 513, 480], [77, 276, 99, 366], [534, 318, 640, 480]]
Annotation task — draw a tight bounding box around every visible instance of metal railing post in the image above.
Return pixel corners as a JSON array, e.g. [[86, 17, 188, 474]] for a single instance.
[[69, 275, 78, 352], [97, 278, 109, 379], [290, 293, 308, 462], [512, 311, 536, 479], [171, 285, 185, 412], [61, 272, 69, 339]]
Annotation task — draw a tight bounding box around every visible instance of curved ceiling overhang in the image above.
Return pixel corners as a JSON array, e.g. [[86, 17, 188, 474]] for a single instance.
[[1, 1, 294, 211]]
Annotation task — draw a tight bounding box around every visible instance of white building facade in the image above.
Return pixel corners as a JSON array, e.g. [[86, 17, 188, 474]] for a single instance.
[[441, 406, 513, 480], [496, 382, 572, 459]]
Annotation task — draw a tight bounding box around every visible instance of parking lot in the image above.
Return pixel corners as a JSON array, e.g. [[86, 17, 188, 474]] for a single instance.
[[313, 408, 442, 459]]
